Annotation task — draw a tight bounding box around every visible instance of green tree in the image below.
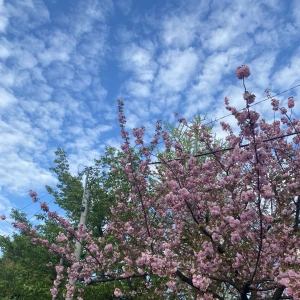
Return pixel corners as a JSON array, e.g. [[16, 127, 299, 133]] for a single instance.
[[0, 210, 62, 299]]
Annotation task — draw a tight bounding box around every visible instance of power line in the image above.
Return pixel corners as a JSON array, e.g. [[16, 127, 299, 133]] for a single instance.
[[0, 206, 64, 239], [149, 130, 300, 165], [151, 84, 300, 150], [27, 198, 55, 221], [203, 84, 300, 127], [1, 167, 91, 239], [1, 195, 53, 238], [18, 192, 50, 211]]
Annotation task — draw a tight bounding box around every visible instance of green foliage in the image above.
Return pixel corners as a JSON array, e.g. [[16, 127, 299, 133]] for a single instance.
[[46, 148, 84, 223], [154, 115, 224, 167], [164, 114, 210, 155], [0, 228, 60, 299], [45, 147, 137, 238]]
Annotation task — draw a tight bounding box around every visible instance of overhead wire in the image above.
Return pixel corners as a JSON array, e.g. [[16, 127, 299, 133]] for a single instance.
[[1, 198, 63, 238], [0, 193, 53, 238], [145, 83, 300, 153], [203, 84, 300, 127], [147, 84, 300, 164], [17, 192, 50, 211], [149, 130, 300, 165]]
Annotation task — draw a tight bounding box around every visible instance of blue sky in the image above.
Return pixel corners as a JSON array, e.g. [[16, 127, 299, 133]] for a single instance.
[[1, 0, 300, 236]]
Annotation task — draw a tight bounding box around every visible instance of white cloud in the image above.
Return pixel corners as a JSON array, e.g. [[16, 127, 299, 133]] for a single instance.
[[6, 0, 50, 31], [292, 0, 300, 28], [0, 71, 15, 87], [0, 195, 13, 216], [161, 14, 199, 48], [59, 0, 113, 38], [0, 87, 18, 108], [192, 51, 232, 95], [125, 81, 151, 98], [121, 43, 157, 82], [253, 27, 280, 48], [17, 50, 38, 69], [115, 26, 135, 43], [272, 51, 300, 90], [250, 53, 276, 90], [0, 37, 12, 59], [0, 151, 56, 195], [0, 195, 15, 237], [0, 0, 9, 32], [38, 30, 76, 66], [207, 27, 238, 51], [156, 48, 199, 93]]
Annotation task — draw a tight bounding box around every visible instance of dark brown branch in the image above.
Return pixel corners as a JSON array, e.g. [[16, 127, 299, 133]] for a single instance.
[[167, 164, 224, 255], [175, 269, 196, 288], [208, 275, 240, 292], [199, 226, 225, 254], [294, 195, 300, 232], [89, 273, 147, 285], [176, 270, 225, 300], [271, 285, 286, 300]]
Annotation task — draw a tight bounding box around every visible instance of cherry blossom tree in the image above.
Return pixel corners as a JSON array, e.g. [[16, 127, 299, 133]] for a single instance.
[[3, 65, 300, 299]]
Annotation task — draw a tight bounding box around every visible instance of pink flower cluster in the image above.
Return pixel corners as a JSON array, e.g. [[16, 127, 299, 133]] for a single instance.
[[236, 65, 250, 80], [243, 91, 256, 104], [271, 98, 279, 111], [40, 202, 49, 212], [50, 265, 65, 296], [133, 126, 145, 145], [29, 190, 38, 202], [12, 222, 27, 231], [114, 288, 122, 297], [288, 96, 294, 108]]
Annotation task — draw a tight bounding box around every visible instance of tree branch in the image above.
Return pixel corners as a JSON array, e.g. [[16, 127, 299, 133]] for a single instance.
[[88, 273, 147, 285], [176, 270, 225, 300], [294, 195, 300, 232], [271, 285, 285, 300]]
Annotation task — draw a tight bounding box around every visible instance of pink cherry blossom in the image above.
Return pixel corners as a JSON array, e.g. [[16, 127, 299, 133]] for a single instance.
[[114, 288, 122, 297], [29, 190, 37, 197], [280, 107, 287, 114], [40, 202, 49, 212], [50, 287, 58, 296], [288, 96, 294, 108], [236, 65, 250, 79]]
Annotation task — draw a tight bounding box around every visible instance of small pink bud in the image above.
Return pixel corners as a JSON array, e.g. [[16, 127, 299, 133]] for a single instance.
[[114, 288, 123, 297], [288, 97, 294, 108], [280, 107, 287, 114], [40, 202, 49, 212], [29, 190, 37, 197], [50, 287, 58, 296], [271, 99, 279, 111]]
